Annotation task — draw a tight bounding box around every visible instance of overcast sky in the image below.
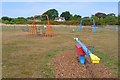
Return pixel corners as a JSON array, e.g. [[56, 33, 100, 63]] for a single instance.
[[2, 2, 118, 18]]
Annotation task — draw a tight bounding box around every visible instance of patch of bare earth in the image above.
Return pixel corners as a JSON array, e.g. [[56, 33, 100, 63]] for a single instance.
[[53, 51, 116, 78]]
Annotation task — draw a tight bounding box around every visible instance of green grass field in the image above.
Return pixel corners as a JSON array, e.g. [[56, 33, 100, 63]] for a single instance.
[[2, 26, 118, 78]]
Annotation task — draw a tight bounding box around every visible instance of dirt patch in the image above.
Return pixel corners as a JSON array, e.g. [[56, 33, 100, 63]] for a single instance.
[[53, 50, 117, 78]]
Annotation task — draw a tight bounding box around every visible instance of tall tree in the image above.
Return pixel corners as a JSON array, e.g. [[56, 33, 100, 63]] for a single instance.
[[95, 12, 106, 18], [60, 11, 71, 20], [42, 9, 59, 20]]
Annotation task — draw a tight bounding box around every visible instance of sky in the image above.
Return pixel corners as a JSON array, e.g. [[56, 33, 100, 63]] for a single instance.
[[1, 0, 119, 2], [2, 2, 118, 18]]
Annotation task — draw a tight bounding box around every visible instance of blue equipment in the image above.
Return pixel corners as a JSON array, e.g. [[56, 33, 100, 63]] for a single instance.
[[77, 18, 96, 32]]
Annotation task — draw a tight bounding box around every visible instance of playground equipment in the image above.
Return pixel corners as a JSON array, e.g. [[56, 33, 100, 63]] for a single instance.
[[30, 14, 53, 37], [74, 38, 100, 64], [30, 22, 37, 35], [77, 18, 96, 32], [43, 14, 54, 37]]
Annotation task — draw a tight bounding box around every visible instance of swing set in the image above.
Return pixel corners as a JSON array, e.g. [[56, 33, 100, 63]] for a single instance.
[[77, 18, 96, 32]]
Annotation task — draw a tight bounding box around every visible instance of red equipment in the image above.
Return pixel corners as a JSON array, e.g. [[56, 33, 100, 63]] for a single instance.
[[75, 44, 86, 56]]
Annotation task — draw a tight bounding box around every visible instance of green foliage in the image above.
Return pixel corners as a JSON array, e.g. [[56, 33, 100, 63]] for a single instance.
[[1, 16, 14, 24], [3, 20, 9, 24], [43, 9, 58, 20], [60, 11, 71, 20], [26, 16, 34, 20], [30, 20, 80, 25], [95, 50, 118, 74], [91, 15, 99, 25], [104, 15, 118, 25], [91, 13, 118, 25], [1, 10, 118, 25], [1, 16, 13, 21], [1, 16, 27, 24], [70, 14, 81, 20], [99, 17, 106, 25], [14, 17, 27, 24], [107, 13, 115, 16], [73, 14, 81, 20], [0, 19, 2, 22]]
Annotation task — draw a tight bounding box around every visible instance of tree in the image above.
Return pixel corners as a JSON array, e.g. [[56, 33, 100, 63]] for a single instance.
[[73, 14, 81, 20], [2, 16, 11, 21], [27, 16, 34, 20], [91, 15, 99, 25], [81, 17, 90, 25], [1, 16, 15, 24], [107, 13, 115, 16], [70, 14, 74, 20], [95, 12, 106, 19], [3, 20, 9, 24], [60, 11, 71, 20], [43, 9, 59, 20], [14, 17, 27, 24], [99, 17, 106, 25], [104, 14, 118, 25], [70, 14, 81, 20]]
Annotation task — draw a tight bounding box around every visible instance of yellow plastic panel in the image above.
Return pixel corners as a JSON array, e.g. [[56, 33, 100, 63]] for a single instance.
[[90, 54, 100, 63]]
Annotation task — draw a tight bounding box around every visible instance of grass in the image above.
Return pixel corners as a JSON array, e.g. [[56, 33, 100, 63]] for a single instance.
[[94, 50, 118, 75], [2, 25, 118, 78]]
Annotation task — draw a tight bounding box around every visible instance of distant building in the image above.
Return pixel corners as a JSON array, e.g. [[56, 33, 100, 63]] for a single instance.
[[54, 17, 65, 22]]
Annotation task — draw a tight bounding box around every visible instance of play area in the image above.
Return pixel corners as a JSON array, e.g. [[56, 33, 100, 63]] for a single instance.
[[1, 1, 119, 78], [2, 20, 118, 78]]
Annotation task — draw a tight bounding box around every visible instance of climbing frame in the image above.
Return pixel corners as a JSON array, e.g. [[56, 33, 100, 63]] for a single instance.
[[30, 22, 37, 35]]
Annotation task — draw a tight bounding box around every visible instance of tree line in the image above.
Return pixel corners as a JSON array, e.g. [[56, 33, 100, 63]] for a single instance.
[[1, 9, 119, 25]]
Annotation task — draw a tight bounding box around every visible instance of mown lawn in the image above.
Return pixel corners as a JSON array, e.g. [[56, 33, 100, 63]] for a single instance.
[[2, 26, 118, 78]]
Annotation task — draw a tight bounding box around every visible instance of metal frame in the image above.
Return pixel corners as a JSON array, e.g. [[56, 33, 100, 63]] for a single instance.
[[77, 18, 96, 32], [30, 14, 53, 36]]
